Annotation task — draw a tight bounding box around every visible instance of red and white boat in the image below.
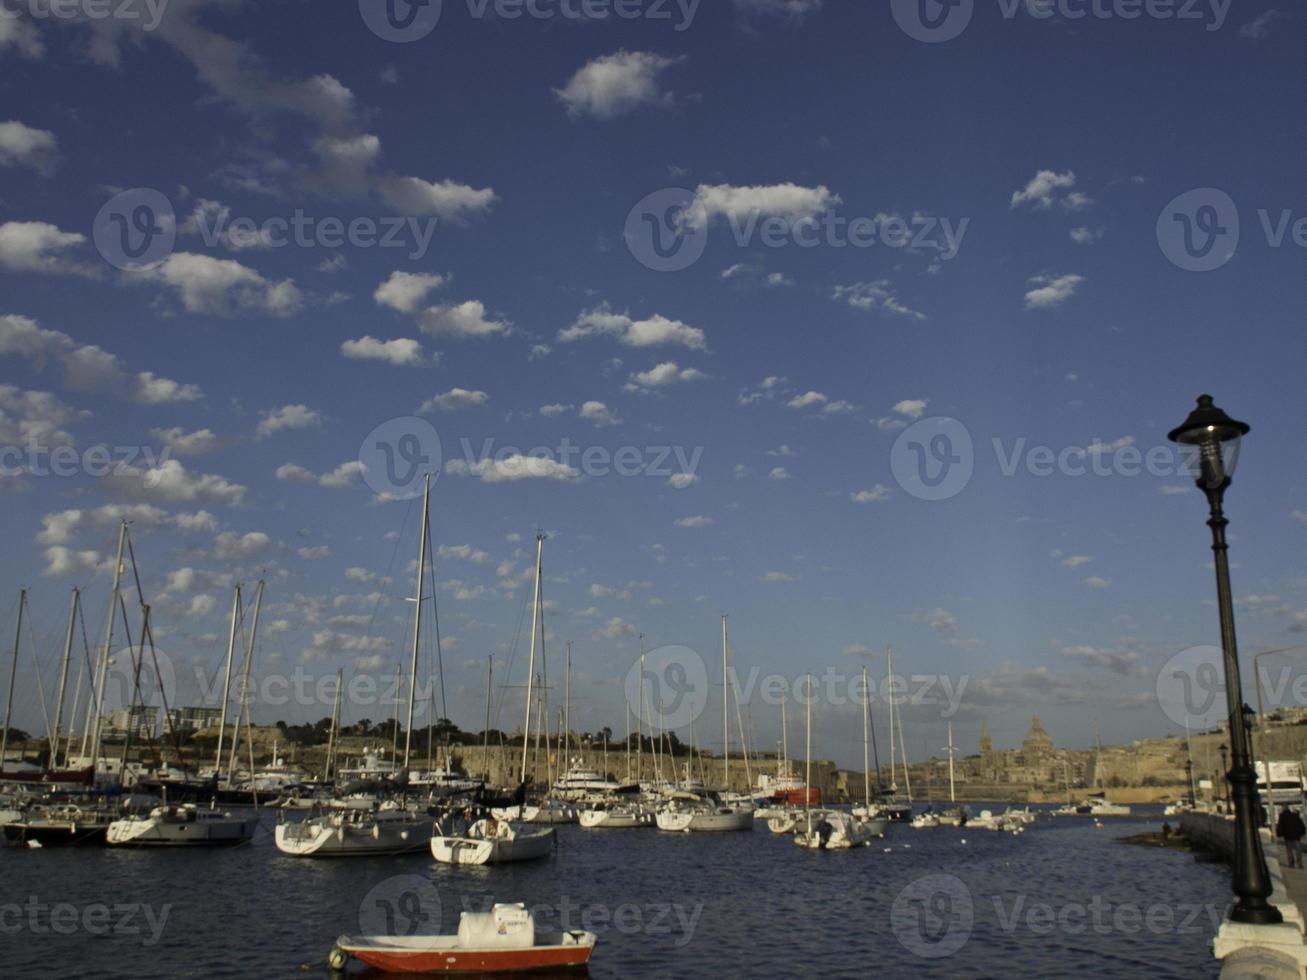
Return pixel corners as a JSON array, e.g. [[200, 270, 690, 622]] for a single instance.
[[328, 904, 596, 974]]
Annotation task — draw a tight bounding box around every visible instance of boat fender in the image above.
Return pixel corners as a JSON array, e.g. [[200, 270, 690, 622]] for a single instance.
[[372, 825, 380, 840], [327, 946, 349, 971]]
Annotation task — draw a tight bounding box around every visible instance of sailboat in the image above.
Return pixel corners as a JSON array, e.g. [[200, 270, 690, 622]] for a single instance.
[[936, 723, 970, 826], [848, 666, 889, 838], [878, 645, 914, 823], [432, 532, 555, 866], [653, 616, 753, 834], [795, 674, 879, 849], [275, 477, 439, 858]]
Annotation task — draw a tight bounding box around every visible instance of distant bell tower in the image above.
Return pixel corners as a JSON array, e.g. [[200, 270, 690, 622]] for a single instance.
[[980, 719, 993, 762]]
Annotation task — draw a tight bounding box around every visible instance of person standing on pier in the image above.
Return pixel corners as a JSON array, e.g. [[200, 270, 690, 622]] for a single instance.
[[1275, 806, 1305, 869]]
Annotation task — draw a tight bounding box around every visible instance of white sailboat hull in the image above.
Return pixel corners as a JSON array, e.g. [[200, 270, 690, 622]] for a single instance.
[[431, 827, 555, 865], [578, 809, 652, 829], [107, 811, 256, 846], [274, 816, 430, 858], [656, 808, 754, 833]]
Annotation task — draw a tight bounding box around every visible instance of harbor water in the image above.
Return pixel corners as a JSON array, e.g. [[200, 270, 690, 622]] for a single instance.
[[0, 808, 1229, 978]]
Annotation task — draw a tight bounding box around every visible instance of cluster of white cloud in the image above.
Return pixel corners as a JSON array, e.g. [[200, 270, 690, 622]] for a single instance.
[[0, 314, 202, 405], [560, 305, 707, 350], [832, 280, 925, 320], [556, 51, 682, 120], [0, 120, 57, 174]]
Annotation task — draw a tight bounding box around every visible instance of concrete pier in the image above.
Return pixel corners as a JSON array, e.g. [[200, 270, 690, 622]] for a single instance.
[[1180, 813, 1307, 978]]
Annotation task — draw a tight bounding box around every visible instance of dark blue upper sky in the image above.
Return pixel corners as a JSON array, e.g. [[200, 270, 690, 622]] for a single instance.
[[0, 0, 1303, 767]]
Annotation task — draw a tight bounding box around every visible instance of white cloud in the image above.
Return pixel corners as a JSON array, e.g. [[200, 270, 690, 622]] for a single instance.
[[686, 183, 839, 232], [560, 305, 706, 350], [439, 544, 492, 564], [668, 472, 699, 490], [376, 176, 498, 220], [298, 546, 330, 560], [108, 459, 248, 507], [1061, 555, 1093, 568], [1291, 510, 1307, 524], [0, 221, 95, 276], [275, 463, 316, 483], [418, 300, 510, 339], [421, 388, 489, 412], [592, 617, 636, 641], [0, 121, 56, 174], [579, 401, 620, 427], [374, 271, 446, 314], [1025, 273, 1085, 310], [43, 547, 103, 578], [0, 16, 43, 59], [674, 515, 714, 528], [151, 427, 219, 457], [768, 466, 790, 481], [187, 594, 217, 618], [851, 485, 891, 504], [1011, 170, 1092, 211], [832, 280, 925, 320], [1241, 10, 1280, 39], [539, 403, 570, 418], [341, 336, 424, 366], [317, 461, 364, 489], [556, 50, 681, 119], [624, 361, 708, 392], [894, 399, 929, 419], [1083, 576, 1113, 589], [128, 252, 302, 317], [0, 314, 202, 404], [787, 391, 828, 410], [1070, 227, 1102, 245], [0, 385, 77, 451], [214, 531, 272, 561], [446, 454, 581, 484], [760, 571, 794, 583], [256, 404, 322, 440]]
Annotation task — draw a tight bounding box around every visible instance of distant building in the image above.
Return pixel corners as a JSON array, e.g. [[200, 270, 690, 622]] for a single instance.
[[166, 706, 224, 733], [104, 706, 159, 739]]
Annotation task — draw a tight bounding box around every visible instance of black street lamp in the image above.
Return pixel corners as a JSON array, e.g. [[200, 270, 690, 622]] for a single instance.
[[1169, 395, 1282, 926], [1219, 743, 1230, 808]]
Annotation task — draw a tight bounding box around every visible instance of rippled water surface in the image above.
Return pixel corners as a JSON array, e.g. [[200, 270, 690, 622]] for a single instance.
[[0, 808, 1231, 979]]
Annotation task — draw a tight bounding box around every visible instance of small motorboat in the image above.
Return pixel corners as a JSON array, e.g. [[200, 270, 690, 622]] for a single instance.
[[329, 903, 596, 974], [578, 802, 653, 829], [794, 811, 886, 849], [107, 803, 257, 847]]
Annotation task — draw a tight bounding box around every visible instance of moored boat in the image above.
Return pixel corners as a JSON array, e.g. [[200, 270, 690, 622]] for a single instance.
[[431, 815, 555, 866], [328, 904, 595, 974], [107, 803, 257, 847], [274, 807, 431, 858]]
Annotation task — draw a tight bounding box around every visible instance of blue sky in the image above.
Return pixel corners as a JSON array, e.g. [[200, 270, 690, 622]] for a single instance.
[[1, 0, 1305, 770]]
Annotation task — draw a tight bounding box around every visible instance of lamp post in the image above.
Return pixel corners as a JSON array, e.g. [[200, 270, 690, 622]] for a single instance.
[[1169, 395, 1282, 926]]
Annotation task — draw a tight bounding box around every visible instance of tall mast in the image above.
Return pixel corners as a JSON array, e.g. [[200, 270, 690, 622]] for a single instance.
[[781, 698, 788, 777], [897, 694, 913, 801], [483, 656, 493, 771], [564, 641, 572, 758], [947, 722, 956, 804], [862, 665, 871, 809], [636, 633, 645, 785], [722, 614, 730, 791], [804, 674, 813, 822], [87, 521, 129, 768], [0, 590, 26, 773], [227, 579, 263, 780], [214, 585, 242, 774], [886, 645, 897, 794], [625, 701, 631, 782], [404, 473, 431, 771], [50, 588, 78, 770], [520, 533, 544, 784], [324, 668, 343, 783]]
